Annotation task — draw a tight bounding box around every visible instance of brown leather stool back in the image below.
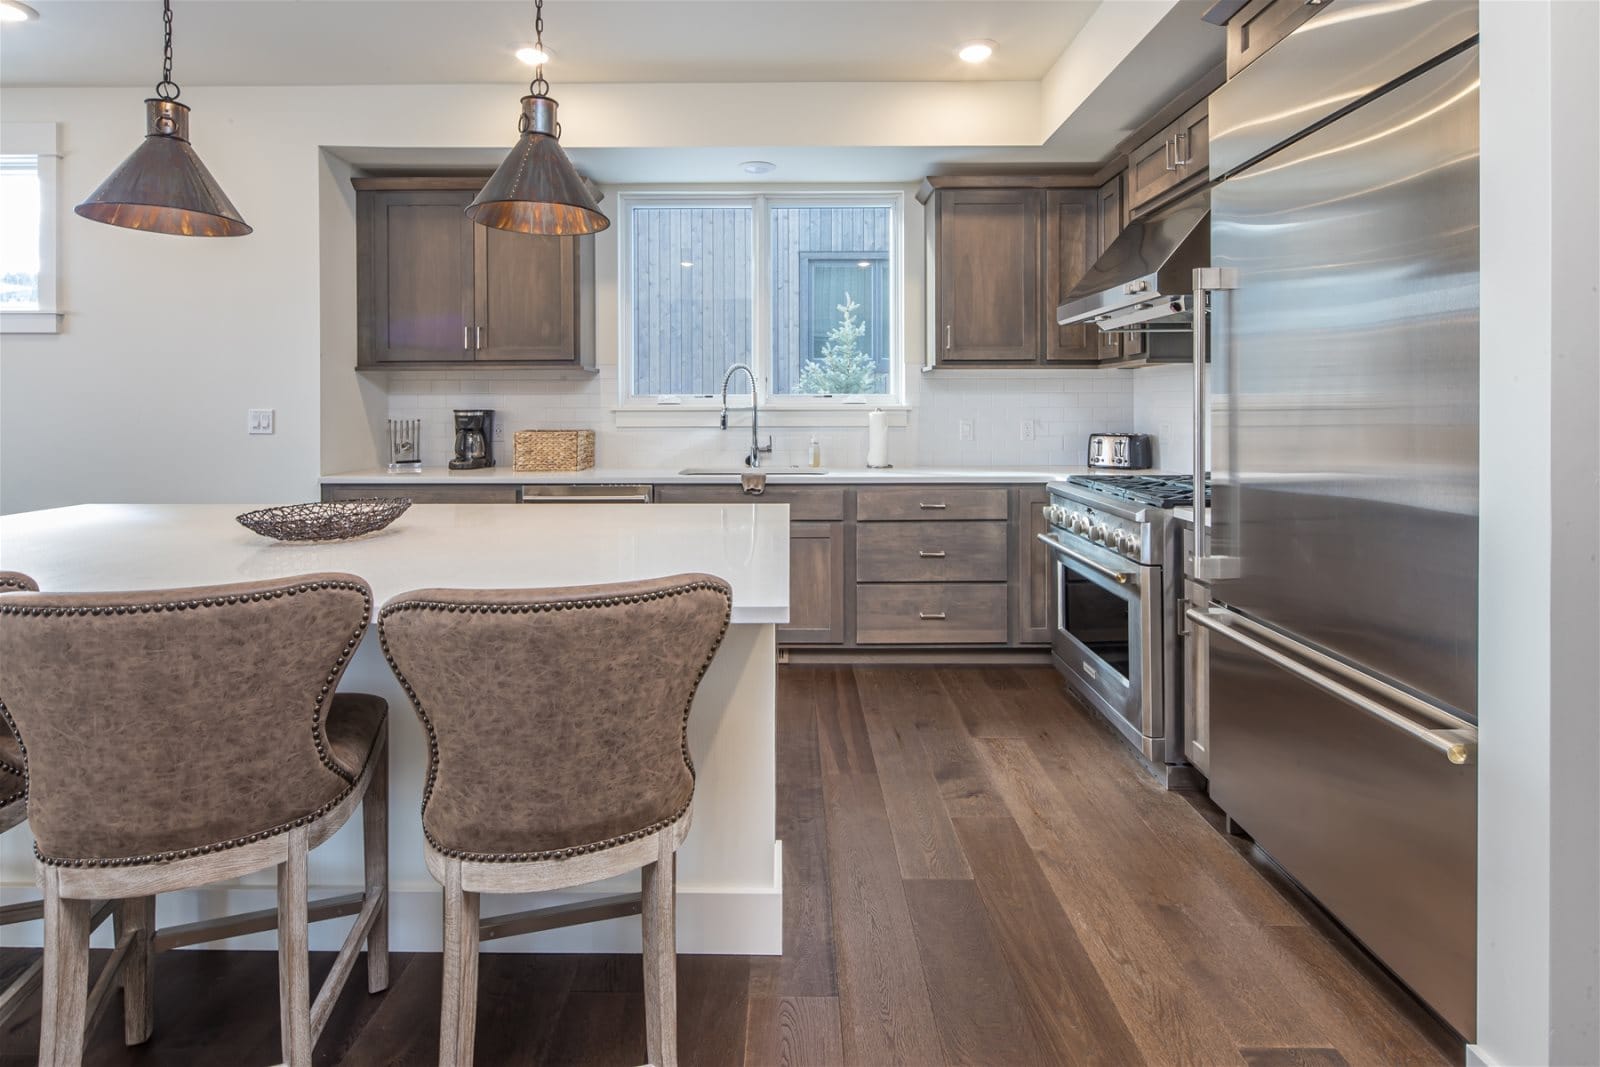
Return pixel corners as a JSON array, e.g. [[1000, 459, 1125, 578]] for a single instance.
[[0, 573, 373, 868], [378, 573, 731, 861], [0, 571, 39, 830]]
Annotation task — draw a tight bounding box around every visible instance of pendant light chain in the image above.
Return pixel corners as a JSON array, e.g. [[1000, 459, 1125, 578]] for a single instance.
[[528, 0, 550, 97], [155, 0, 180, 100]]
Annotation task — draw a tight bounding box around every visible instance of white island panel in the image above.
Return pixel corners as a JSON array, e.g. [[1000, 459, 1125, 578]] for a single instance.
[[0, 503, 787, 955]]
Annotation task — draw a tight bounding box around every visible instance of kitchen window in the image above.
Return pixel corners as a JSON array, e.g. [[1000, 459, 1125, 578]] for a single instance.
[[620, 192, 903, 414], [0, 123, 61, 334]]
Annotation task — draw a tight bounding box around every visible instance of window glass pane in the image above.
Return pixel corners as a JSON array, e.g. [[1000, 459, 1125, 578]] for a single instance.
[[630, 205, 753, 397], [0, 157, 41, 310], [770, 205, 892, 395]]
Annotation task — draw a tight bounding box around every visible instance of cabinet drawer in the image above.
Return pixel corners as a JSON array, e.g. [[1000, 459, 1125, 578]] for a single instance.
[[653, 485, 846, 521], [856, 583, 1008, 645], [855, 486, 1008, 522], [856, 522, 1007, 583]]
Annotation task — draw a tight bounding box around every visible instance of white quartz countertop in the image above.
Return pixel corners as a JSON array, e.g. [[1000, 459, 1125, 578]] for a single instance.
[[320, 464, 1109, 486], [0, 503, 791, 625]]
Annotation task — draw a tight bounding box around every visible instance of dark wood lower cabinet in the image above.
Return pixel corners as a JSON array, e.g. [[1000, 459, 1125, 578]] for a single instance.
[[855, 583, 1009, 645], [784, 521, 847, 645]]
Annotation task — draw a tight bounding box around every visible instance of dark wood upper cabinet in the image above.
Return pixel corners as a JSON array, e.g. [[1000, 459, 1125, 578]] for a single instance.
[[1224, 0, 1330, 79], [934, 188, 1042, 363], [1093, 175, 1127, 362], [1127, 99, 1210, 218], [1042, 189, 1099, 364], [357, 188, 475, 364], [355, 177, 594, 370]]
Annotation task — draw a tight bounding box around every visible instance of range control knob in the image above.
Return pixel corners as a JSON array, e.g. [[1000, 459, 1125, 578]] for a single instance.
[[1093, 523, 1111, 544]]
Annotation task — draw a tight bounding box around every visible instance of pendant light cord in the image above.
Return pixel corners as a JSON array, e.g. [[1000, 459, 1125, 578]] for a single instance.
[[528, 0, 550, 97], [155, 0, 180, 100]]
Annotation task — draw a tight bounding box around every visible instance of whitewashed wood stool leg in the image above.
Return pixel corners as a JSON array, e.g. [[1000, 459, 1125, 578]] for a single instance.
[[363, 735, 390, 994], [640, 837, 679, 1067], [39, 866, 90, 1067], [276, 826, 312, 1067], [439, 857, 480, 1067], [115, 895, 156, 1045]]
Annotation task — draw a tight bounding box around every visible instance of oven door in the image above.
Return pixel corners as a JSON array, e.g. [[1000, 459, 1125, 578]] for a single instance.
[[1039, 529, 1163, 755]]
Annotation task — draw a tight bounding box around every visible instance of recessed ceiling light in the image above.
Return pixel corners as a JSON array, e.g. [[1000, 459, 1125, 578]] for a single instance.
[[740, 160, 777, 175], [515, 44, 553, 66], [957, 40, 995, 64], [0, 1, 40, 23]]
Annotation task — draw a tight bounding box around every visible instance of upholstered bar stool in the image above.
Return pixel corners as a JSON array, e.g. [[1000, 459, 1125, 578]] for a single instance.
[[0, 573, 392, 1067], [378, 573, 732, 1067]]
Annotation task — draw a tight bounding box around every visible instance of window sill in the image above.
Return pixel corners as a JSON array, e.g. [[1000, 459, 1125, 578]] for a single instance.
[[0, 311, 62, 335], [613, 406, 910, 430]]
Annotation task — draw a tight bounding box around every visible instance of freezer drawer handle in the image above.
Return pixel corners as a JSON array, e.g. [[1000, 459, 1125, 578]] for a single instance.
[[1186, 607, 1476, 765], [1037, 533, 1131, 586], [918, 549, 947, 558]]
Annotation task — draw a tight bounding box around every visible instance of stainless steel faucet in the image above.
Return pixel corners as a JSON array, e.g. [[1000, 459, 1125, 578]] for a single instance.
[[720, 363, 772, 468]]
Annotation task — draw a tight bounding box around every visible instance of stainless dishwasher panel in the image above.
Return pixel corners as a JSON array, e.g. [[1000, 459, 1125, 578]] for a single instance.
[[518, 484, 654, 503], [1207, 627, 1477, 1037]]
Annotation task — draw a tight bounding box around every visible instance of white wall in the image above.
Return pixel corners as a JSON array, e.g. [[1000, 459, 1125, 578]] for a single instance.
[[1473, 3, 1600, 1065]]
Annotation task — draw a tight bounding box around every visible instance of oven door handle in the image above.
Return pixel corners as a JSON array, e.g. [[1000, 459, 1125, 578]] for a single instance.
[[1037, 533, 1133, 586]]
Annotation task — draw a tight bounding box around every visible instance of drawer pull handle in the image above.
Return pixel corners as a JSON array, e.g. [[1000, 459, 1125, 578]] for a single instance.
[[918, 549, 947, 558], [919, 611, 947, 621], [919, 502, 948, 510]]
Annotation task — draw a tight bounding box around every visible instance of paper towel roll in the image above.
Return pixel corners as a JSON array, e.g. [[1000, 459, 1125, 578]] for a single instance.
[[866, 408, 890, 468]]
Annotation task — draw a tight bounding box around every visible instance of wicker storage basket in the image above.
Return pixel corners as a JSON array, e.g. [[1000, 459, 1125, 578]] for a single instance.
[[513, 429, 596, 472]]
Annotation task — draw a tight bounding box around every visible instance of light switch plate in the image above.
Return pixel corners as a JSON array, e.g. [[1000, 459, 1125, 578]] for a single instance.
[[248, 408, 274, 435], [958, 418, 974, 442]]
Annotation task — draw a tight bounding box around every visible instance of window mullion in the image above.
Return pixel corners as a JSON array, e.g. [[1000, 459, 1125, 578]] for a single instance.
[[752, 194, 771, 394]]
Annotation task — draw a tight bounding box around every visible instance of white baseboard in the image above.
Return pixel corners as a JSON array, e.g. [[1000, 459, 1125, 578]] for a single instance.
[[0, 844, 783, 956]]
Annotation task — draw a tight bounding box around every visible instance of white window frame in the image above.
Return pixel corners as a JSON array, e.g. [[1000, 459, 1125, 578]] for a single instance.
[[0, 122, 62, 335], [616, 189, 907, 427]]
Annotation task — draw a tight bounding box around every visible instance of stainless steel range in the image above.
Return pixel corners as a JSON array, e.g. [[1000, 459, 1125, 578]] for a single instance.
[[1039, 474, 1203, 779]]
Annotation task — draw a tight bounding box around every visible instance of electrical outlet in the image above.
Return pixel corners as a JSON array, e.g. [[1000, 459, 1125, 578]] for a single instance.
[[958, 418, 974, 442], [248, 409, 274, 435], [1020, 419, 1037, 443], [492, 421, 505, 443]]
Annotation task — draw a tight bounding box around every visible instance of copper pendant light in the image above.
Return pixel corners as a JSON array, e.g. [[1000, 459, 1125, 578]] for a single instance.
[[466, 0, 608, 236], [75, 0, 251, 237]]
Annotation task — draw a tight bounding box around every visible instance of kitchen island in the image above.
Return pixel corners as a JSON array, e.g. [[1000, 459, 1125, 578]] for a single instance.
[[0, 503, 788, 955]]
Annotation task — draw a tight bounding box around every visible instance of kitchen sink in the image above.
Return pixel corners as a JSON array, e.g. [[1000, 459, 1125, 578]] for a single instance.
[[677, 467, 829, 476]]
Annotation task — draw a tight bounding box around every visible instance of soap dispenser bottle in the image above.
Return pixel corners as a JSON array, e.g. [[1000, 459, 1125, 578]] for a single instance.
[[807, 435, 822, 468]]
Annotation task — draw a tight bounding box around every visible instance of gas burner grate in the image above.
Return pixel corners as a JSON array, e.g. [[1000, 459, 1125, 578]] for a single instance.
[[1066, 474, 1210, 509]]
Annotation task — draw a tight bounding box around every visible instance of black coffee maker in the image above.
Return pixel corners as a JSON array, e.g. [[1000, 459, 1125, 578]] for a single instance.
[[448, 409, 495, 470]]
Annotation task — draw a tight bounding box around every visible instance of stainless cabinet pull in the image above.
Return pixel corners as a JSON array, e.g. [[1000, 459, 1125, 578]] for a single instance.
[[463, 326, 472, 350], [918, 549, 947, 558], [1187, 607, 1476, 765], [1175, 131, 1188, 166], [476, 325, 485, 348], [1165, 136, 1176, 171], [919, 502, 948, 510], [945, 324, 953, 350], [919, 611, 947, 621]]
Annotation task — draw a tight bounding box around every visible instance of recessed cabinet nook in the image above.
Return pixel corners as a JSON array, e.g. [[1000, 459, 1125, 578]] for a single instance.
[[353, 177, 597, 371]]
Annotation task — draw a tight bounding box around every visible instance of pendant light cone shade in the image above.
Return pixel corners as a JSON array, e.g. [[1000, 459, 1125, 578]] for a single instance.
[[75, 99, 251, 237], [466, 95, 608, 236]]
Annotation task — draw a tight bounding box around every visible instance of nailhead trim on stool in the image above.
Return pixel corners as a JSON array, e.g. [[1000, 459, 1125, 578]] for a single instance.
[[378, 579, 732, 864], [0, 578, 373, 868]]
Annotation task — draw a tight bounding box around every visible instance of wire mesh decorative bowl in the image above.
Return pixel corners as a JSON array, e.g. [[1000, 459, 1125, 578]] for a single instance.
[[236, 499, 412, 543]]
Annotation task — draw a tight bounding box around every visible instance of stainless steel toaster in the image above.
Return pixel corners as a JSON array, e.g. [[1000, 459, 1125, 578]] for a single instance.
[[1087, 432, 1153, 469]]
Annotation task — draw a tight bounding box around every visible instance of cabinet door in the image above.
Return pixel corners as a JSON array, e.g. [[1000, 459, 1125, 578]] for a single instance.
[[1226, 0, 1329, 79], [935, 189, 1042, 363], [1126, 100, 1209, 218], [1043, 189, 1100, 364], [474, 228, 581, 362], [782, 521, 846, 645], [1010, 486, 1052, 645], [359, 189, 475, 364], [1095, 174, 1144, 360]]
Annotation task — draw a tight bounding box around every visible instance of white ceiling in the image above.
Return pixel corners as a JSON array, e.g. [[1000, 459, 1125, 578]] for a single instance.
[[0, 0, 1103, 87]]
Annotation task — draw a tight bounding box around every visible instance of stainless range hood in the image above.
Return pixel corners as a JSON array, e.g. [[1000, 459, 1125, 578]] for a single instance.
[[1058, 190, 1210, 330]]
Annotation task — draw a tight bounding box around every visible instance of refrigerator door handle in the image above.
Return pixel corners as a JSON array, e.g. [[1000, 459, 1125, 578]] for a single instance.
[[1187, 607, 1477, 764], [1191, 268, 1241, 582]]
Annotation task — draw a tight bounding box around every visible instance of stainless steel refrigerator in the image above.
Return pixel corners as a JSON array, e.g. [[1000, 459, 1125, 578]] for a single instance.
[[1189, 0, 1481, 1039]]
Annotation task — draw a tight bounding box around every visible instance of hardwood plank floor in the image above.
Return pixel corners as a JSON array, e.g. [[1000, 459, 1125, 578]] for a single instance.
[[0, 666, 1461, 1066]]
